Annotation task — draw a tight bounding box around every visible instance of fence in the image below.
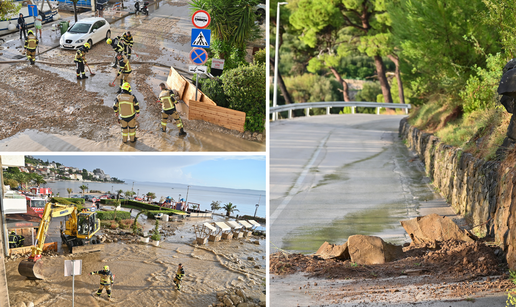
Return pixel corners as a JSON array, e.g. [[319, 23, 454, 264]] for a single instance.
[[270, 101, 411, 120]]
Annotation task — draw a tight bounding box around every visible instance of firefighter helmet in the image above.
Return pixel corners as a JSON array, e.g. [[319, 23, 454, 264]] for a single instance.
[[28, 30, 34, 35], [84, 42, 91, 50], [106, 38, 112, 45], [121, 82, 131, 92], [104, 265, 109, 271]]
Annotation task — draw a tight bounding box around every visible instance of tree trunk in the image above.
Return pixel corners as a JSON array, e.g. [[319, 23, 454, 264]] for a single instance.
[[387, 54, 405, 104], [270, 56, 293, 104], [374, 55, 393, 103], [329, 66, 350, 101], [73, 2, 77, 22]]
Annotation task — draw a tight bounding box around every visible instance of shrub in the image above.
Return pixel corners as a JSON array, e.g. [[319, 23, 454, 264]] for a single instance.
[[96, 211, 130, 220], [198, 77, 228, 107], [222, 62, 266, 132], [100, 199, 118, 205], [150, 219, 161, 241], [253, 48, 266, 65]]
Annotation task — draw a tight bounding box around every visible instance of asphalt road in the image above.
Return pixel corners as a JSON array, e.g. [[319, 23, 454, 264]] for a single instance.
[[270, 114, 419, 253], [268, 114, 508, 306]]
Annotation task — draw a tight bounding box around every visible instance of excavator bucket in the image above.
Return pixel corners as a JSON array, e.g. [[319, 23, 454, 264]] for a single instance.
[[18, 259, 45, 280]]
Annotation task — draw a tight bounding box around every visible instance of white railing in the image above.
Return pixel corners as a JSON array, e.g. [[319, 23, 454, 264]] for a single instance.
[[270, 101, 411, 120]]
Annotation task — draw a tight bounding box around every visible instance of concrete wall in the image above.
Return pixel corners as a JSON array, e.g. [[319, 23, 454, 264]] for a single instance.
[[399, 118, 516, 269]]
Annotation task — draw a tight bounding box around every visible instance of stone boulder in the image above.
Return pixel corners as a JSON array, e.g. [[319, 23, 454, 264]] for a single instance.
[[401, 214, 476, 245], [314, 241, 350, 260], [347, 235, 403, 265]]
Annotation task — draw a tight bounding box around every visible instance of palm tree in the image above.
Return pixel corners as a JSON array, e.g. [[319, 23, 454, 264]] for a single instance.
[[146, 192, 156, 202], [223, 202, 239, 217], [125, 190, 135, 199], [116, 189, 123, 201], [191, 0, 261, 61], [34, 174, 46, 187], [67, 188, 73, 197], [210, 200, 221, 213], [79, 184, 88, 195]]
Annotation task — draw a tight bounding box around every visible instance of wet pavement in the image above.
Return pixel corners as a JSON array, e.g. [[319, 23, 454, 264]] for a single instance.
[[269, 115, 449, 253], [0, 2, 266, 152]]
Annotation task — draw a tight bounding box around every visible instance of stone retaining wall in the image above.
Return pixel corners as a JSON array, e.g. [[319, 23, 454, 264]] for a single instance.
[[399, 118, 516, 269]]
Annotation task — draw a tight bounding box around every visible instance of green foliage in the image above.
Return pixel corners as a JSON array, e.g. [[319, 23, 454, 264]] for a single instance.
[[150, 219, 161, 241], [198, 77, 228, 107], [210, 200, 221, 212], [96, 211, 131, 220], [388, 0, 501, 97], [283, 73, 337, 103], [253, 48, 266, 65], [459, 52, 506, 113], [191, 0, 262, 53], [0, 2, 21, 20], [222, 62, 266, 132], [223, 202, 239, 217], [507, 270, 516, 306], [355, 82, 382, 103], [100, 199, 119, 205]]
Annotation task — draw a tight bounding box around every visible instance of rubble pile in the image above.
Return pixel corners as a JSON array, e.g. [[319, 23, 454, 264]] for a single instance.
[[209, 288, 265, 307]]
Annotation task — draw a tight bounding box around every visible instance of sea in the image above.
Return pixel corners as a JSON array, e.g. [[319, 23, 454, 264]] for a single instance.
[[42, 180, 266, 218]]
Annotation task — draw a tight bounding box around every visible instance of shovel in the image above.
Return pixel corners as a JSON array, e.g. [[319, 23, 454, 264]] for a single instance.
[[86, 63, 95, 76], [109, 75, 118, 87]]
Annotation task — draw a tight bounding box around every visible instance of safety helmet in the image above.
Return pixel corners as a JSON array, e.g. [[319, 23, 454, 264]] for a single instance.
[[104, 265, 109, 271], [121, 82, 131, 92], [84, 42, 91, 50], [28, 30, 34, 35], [106, 38, 112, 45], [10, 231, 15, 234]]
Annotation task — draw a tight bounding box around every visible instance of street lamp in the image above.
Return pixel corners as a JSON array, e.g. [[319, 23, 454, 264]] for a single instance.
[[254, 204, 259, 217], [273, 2, 288, 121]]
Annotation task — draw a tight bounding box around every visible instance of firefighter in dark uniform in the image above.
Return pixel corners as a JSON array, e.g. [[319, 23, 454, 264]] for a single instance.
[[90, 265, 114, 299], [116, 53, 132, 94], [113, 82, 140, 143], [158, 83, 186, 136], [24, 30, 38, 65], [122, 31, 134, 59], [106, 36, 125, 68], [74, 46, 88, 79], [173, 263, 185, 291]]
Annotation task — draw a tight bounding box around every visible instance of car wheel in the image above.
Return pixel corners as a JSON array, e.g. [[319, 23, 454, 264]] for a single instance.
[[87, 39, 93, 48], [106, 30, 111, 40]]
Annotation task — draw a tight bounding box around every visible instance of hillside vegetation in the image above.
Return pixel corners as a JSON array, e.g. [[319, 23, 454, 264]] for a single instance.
[[272, 0, 516, 158]]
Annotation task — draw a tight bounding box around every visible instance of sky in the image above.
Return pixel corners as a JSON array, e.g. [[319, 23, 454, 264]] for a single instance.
[[32, 155, 266, 191]]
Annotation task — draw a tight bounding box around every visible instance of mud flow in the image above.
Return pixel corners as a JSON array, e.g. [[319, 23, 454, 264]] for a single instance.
[[0, 3, 265, 152], [6, 217, 266, 306]]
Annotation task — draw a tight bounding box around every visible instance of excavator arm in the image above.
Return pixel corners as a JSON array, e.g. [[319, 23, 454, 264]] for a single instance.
[[29, 203, 75, 261]]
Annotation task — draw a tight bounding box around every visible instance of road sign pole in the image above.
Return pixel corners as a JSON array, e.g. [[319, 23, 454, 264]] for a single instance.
[[72, 260, 75, 307], [195, 73, 198, 101]]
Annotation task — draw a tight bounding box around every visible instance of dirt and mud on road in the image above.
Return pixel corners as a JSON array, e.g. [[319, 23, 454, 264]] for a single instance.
[[270, 239, 514, 306], [6, 217, 266, 307], [0, 1, 265, 152]]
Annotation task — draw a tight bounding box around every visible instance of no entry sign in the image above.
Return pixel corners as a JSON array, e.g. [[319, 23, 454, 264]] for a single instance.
[[189, 48, 208, 65], [192, 10, 211, 29]]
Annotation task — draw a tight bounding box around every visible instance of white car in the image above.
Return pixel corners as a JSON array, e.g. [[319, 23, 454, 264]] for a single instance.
[[60, 17, 111, 50]]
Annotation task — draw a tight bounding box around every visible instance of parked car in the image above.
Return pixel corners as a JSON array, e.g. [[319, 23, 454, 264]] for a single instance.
[[99, 195, 109, 199], [82, 194, 95, 201], [60, 17, 111, 50], [70, 194, 82, 198]]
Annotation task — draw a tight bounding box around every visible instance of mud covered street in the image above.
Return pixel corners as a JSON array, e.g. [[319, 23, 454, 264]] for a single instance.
[[0, 1, 265, 151], [270, 240, 512, 306], [6, 218, 266, 306]]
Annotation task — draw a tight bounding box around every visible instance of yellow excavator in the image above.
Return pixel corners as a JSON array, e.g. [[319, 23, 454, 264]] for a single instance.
[[18, 202, 104, 280]]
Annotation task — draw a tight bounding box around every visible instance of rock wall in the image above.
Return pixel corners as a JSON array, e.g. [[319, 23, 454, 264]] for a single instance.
[[399, 118, 516, 269]]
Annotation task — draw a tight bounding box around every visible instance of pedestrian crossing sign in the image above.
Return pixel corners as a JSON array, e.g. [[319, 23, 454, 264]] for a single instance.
[[191, 29, 211, 48]]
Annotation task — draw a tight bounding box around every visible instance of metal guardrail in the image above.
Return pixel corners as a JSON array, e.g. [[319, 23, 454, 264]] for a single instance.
[[270, 101, 411, 120]]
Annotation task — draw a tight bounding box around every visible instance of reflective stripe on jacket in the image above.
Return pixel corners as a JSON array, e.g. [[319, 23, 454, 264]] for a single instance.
[[159, 90, 176, 111], [25, 34, 38, 50], [114, 93, 139, 118]]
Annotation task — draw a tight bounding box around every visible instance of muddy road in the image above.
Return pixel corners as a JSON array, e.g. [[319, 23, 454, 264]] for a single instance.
[[0, 1, 265, 152], [6, 217, 266, 306]]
